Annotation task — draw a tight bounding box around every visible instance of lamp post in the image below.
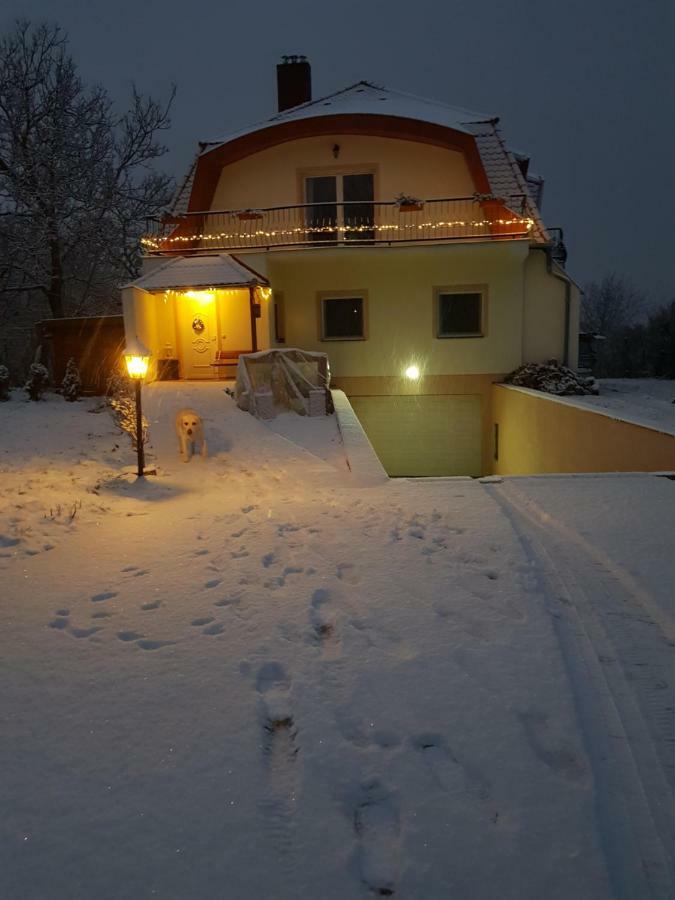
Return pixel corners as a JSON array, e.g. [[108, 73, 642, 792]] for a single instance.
[[123, 341, 151, 477]]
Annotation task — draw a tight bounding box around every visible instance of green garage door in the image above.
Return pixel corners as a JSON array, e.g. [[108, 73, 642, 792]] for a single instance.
[[349, 394, 482, 477]]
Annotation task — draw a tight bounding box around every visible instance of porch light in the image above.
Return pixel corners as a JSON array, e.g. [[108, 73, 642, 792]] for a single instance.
[[185, 290, 215, 304], [123, 339, 151, 477], [257, 286, 272, 301], [405, 364, 420, 380]]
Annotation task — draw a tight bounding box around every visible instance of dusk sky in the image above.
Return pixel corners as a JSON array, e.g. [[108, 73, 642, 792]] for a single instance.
[[6, 0, 674, 306]]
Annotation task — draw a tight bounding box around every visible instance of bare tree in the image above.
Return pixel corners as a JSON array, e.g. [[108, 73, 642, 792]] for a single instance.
[[581, 273, 646, 336], [0, 20, 174, 319]]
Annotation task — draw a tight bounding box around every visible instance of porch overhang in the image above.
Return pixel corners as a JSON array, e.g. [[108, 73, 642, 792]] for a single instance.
[[124, 253, 268, 292]]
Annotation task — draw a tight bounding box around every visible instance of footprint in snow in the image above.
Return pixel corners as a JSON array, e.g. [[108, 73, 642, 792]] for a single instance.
[[256, 663, 295, 738], [70, 626, 104, 639], [91, 591, 117, 603], [141, 599, 161, 611], [353, 780, 400, 896], [204, 578, 222, 590], [309, 588, 339, 654], [336, 563, 360, 585], [193, 548, 209, 557], [410, 734, 491, 800], [191, 616, 214, 626], [118, 631, 144, 642], [518, 710, 587, 782], [262, 552, 277, 568], [203, 622, 225, 636], [136, 639, 175, 651]]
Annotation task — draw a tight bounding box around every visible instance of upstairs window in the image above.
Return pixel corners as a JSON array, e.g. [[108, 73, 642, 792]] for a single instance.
[[436, 288, 485, 338], [305, 173, 374, 242], [320, 293, 366, 340]]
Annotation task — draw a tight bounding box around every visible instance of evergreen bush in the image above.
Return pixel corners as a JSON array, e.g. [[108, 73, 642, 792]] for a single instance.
[[61, 358, 82, 401], [24, 362, 49, 401]]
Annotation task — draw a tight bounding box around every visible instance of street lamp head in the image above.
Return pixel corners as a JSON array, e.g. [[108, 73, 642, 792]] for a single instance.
[[124, 339, 151, 380]]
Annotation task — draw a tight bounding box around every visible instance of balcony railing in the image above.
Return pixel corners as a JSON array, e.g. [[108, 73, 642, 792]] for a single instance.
[[141, 195, 534, 255]]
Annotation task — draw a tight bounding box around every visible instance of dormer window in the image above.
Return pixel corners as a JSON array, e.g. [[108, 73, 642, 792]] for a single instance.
[[305, 173, 374, 242]]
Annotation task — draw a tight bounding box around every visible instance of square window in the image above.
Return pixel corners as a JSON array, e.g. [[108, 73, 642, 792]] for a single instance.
[[437, 292, 483, 337], [321, 296, 365, 340]]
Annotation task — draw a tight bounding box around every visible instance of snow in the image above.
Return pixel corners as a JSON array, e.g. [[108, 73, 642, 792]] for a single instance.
[[205, 82, 492, 149], [2, 384, 675, 898], [568, 378, 675, 436], [126, 254, 265, 291]]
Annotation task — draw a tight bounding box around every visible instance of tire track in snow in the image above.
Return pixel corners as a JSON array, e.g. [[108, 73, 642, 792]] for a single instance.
[[488, 482, 675, 898]]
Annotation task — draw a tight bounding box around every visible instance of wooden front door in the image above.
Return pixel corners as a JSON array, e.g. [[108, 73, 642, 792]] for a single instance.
[[178, 293, 218, 379]]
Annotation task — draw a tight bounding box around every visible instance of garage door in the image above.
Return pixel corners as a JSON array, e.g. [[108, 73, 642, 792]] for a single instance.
[[349, 394, 482, 477]]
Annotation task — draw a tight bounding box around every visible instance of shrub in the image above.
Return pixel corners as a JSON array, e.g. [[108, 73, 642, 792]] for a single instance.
[[0, 365, 10, 401], [24, 362, 50, 401], [105, 371, 148, 450], [61, 358, 82, 402]]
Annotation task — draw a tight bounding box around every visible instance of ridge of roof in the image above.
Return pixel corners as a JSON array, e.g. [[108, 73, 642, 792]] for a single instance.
[[200, 80, 494, 152]]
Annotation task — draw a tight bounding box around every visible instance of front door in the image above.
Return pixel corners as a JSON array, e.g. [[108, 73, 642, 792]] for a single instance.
[[178, 292, 219, 379]]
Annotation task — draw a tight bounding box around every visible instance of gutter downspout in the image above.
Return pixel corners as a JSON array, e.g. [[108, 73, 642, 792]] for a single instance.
[[534, 246, 572, 367]]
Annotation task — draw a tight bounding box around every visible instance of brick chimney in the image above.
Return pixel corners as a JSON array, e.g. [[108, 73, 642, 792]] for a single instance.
[[277, 55, 311, 112]]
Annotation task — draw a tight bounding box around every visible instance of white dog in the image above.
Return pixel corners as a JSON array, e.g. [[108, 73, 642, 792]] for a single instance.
[[175, 408, 207, 462]]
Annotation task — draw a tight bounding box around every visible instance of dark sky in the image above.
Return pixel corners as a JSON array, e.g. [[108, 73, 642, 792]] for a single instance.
[[6, 0, 675, 305]]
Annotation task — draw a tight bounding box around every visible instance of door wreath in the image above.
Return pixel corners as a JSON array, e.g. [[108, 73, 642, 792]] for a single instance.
[[192, 316, 205, 334]]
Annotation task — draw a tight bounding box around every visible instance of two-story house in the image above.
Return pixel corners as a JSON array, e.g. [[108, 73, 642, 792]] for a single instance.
[[123, 56, 579, 477]]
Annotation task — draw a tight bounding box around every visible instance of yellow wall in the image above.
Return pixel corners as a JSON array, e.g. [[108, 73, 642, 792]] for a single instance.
[[211, 134, 477, 209], [122, 286, 162, 379], [266, 242, 529, 377], [522, 251, 579, 368], [492, 384, 675, 474]]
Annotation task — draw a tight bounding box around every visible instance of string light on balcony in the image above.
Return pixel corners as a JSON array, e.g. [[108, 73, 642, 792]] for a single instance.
[[141, 216, 534, 251]]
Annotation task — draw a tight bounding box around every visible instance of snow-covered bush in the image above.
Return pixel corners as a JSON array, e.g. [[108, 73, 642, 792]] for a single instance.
[[24, 362, 50, 401], [105, 371, 148, 450], [61, 358, 82, 402], [0, 365, 10, 400], [504, 362, 598, 396]]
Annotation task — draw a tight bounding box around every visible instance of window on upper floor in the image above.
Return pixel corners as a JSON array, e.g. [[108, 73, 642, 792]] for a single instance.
[[305, 173, 374, 242], [435, 287, 486, 338], [319, 292, 367, 340]]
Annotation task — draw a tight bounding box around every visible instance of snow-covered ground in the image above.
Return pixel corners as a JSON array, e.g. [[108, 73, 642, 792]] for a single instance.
[[560, 378, 675, 436], [2, 384, 675, 898]]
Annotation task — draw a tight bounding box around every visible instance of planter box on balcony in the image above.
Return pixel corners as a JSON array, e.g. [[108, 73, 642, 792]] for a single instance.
[[397, 203, 423, 213], [237, 211, 263, 221]]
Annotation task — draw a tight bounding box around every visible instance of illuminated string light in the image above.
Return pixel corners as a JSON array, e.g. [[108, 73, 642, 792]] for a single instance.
[[141, 217, 534, 250]]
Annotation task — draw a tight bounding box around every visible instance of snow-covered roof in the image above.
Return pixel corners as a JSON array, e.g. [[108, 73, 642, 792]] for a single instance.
[[126, 254, 267, 291], [170, 80, 548, 242], [202, 81, 494, 149]]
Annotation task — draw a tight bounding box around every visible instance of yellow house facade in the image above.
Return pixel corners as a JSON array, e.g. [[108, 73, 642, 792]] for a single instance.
[[123, 57, 579, 476]]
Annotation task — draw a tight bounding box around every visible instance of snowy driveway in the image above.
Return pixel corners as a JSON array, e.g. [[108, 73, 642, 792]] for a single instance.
[[1, 388, 674, 898]]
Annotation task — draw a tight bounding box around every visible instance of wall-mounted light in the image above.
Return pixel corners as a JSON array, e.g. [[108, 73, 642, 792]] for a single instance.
[[184, 290, 215, 304], [404, 364, 420, 380], [332, 143, 340, 159]]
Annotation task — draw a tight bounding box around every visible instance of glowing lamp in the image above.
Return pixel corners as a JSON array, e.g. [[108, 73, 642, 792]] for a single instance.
[[124, 338, 151, 381], [124, 353, 150, 379], [123, 339, 151, 477], [405, 364, 420, 380]]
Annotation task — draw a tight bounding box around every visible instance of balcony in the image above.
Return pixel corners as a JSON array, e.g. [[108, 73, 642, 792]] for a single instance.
[[141, 195, 535, 255]]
